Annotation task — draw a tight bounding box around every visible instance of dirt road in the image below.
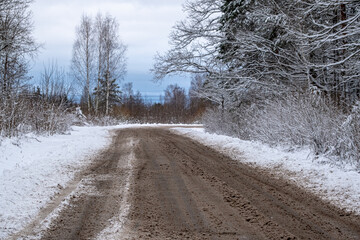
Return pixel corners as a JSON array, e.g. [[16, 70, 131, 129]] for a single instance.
[[13, 127, 360, 239]]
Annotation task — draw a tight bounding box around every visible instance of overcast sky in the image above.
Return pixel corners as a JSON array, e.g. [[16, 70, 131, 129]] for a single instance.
[[31, 0, 189, 99]]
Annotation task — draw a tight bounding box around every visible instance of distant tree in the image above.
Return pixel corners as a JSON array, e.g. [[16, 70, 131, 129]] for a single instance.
[[132, 91, 146, 120], [94, 13, 127, 115], [121, 82, 134, 107], [189, 75, 211, 120], [149, 103, 165, 122], [40, 61, 73, 104], [164, 84, 187, 122], [94, 71, 122, 115], [71, 14, 95, 113]]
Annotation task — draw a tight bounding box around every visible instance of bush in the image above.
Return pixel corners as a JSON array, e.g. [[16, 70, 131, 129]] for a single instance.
[[0, 95, 75, 137], [333, 102, 360, 167], [203, 93, 360, 168]]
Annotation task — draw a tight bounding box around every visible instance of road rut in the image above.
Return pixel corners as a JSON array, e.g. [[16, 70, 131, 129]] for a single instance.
[[124, 128, 360, 239], [12, 127, 360, 239]]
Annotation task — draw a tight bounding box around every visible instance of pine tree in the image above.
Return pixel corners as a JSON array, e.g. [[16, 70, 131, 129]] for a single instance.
[[94, 71, 121, 115]]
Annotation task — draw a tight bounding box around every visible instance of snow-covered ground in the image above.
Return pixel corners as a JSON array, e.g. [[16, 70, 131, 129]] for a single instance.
[[0, 124, 199, 239], [0, 126, 122, 239], [172, 127, 360, 215], [1, 124, 359, 239]]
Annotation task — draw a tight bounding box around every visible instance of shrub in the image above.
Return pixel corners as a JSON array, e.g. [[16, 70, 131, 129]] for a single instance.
[[203, 93, 360, 168]]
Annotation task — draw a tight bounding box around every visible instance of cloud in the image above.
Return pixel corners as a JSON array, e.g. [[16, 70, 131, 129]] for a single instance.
[[31, 0, 186, 74]]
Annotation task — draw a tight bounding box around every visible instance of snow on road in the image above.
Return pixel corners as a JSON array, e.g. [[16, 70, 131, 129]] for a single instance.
[[1, 124, 359, 239], [172, 127, 360, 215], [0, 126, 118, 239], [0, 124, 198, 239], [95, 138, 137, 240]]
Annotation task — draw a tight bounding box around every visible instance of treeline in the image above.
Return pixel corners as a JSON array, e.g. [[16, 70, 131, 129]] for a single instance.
[[70, 12, 210, 123], [71, 14, 126, 117], [154, 0, 360, 166], [1, 0, 42, 137], [0, 1, 122, 137], [80, 82, 209, 123], [0, 1, 106, 137], [0, 0, 209, 139]]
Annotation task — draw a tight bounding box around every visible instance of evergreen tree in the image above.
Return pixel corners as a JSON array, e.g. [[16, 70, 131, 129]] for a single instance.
[[94, 71, 121, 115]]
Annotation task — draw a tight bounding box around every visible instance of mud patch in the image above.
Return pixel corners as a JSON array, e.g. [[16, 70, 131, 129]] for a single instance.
[[10, 130, 136, 240], [124, 128, 360, 240], [11, 128, 360, 240]]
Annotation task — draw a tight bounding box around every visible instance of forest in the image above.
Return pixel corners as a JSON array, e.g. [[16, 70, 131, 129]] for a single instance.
[[153, 0, 360, 166], [1, 0, 360, 166], [0, 0, 208, 138]]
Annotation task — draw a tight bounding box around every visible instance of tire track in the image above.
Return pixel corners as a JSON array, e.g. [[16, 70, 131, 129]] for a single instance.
[[12, 127, 360, 240], [124, 128, 360, 239]]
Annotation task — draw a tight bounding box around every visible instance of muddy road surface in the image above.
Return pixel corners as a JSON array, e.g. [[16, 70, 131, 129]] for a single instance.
[[12, 127, 360, 239]]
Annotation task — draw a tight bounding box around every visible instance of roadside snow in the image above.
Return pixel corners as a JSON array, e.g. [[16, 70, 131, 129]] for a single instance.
[[95, 138, 137, 240], [172, 127, 360, 215], [0, 126, 118, 239], [4, 123, 357, 239], [0, 124, 199, 239]]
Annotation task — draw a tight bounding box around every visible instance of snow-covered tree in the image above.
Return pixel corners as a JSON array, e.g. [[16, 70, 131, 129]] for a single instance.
[[152, 0, 223, 78], [300, 1, 360, 106], [0, 0, 39, 98], [154, 0, 359, 110], [0, 0, 40, 137]]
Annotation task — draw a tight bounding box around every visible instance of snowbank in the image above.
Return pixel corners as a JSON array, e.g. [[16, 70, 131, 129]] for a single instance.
[[172, 127, 360, 215], [0, 126, 119, 239], [0, 124, 200, 239]]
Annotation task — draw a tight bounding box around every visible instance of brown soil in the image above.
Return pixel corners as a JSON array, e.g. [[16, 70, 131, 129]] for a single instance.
[[12, 127, 360, 240]]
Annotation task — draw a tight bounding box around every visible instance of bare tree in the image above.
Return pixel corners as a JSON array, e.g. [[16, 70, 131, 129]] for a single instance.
[[41, 61, 73, 104], [164, 84, 187, 122], [152, 0, 223, 80], [0, 0, 40, 137], [71, 14, 94, 113], [94, 13, 105, 115], [94, 13, 127, 116], [71, 13, 127, 116], [0, 0, 39, 99]]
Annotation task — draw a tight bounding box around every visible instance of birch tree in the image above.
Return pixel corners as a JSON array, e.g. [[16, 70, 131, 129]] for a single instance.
[[94, 13, 104, 115], [71, 14, 94, 113], [72, 13, 127, 116], [94, 13, 127, 116]]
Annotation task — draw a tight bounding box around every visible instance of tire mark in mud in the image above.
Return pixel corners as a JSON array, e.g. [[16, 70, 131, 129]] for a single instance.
[[10, 130, 136, 240], [124, 128, 360, 240], [11, 127, 360, 240]]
